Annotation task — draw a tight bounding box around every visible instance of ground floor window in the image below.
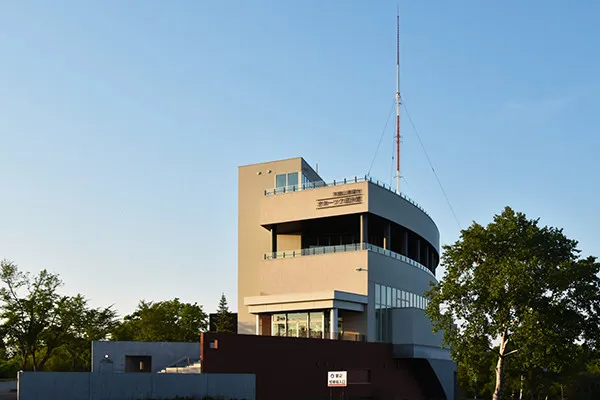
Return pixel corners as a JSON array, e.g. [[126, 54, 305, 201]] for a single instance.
[[271, 311, 342, 338], [374, 283, 430, 342]]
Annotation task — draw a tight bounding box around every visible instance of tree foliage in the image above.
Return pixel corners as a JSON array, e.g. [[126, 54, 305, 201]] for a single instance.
[[111, 298, 208, 342], [0, 259, 117, 372], [425, 207, 600, 400], [213, 293, 234, 333]]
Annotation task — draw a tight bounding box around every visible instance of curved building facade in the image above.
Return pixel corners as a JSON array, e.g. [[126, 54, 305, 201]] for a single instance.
[[238, 157, 455, 398]]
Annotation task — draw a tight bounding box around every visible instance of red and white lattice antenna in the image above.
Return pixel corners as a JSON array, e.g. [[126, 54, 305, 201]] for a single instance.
[[395, 8, 402, 194]]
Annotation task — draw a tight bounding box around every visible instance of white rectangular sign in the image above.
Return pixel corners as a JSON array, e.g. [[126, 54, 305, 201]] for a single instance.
[[327, 371, 347, 387]]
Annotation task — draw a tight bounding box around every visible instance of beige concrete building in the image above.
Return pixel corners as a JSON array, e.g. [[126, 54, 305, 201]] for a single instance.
[[238, 157, 452, 366]]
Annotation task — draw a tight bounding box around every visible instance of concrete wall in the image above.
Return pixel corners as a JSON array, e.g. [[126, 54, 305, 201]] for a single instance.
[[368, 183, 440, 253], [368, 251, 437, 297], [239, 157, 307, 334], [390, 308, 447, 353], [259, 181, 369, 226], [276, 233, 301, 251], [18, 372, 255, 400], [258, 251, 368, 296], [201, 332, 429, 400], [428, 358, 457, 400], [91, 341, 200, 373]]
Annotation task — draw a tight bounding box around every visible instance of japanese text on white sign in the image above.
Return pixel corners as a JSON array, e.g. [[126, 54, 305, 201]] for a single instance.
[[327, 371, 347, 387]]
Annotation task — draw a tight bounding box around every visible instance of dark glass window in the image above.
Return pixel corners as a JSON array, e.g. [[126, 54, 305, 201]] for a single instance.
[[287, 172, 298, 189], [275, 174, 286, 188]]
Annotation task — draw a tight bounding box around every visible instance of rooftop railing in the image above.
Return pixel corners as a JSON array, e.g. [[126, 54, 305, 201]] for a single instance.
[[264, 242, 435, 278], [264, 175, 432, 220]]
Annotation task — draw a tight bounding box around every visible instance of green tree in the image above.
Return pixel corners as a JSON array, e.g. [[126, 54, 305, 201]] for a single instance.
[[112, 298, 208, 342], [0, 259, 116, 371], [213, 293, 234, 333], [425, 207, 600, 400], [0, 259, 67, 371], [60, 296, 118, 370]]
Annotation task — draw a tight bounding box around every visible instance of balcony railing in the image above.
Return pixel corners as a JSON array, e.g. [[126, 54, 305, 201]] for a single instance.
[[263, 175, 432, 219], [264, 242, 435, 277], [265, 243, 364, 259]]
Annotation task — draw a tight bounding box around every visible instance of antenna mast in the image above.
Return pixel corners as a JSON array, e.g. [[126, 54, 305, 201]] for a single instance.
[[395, 9, 401, 194]]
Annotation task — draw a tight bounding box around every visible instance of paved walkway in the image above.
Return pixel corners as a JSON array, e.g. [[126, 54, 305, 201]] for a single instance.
[[0, 381, 16, 400]]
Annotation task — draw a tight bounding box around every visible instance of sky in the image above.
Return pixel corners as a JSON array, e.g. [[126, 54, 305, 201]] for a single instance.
[[1, 1, 599, 316]]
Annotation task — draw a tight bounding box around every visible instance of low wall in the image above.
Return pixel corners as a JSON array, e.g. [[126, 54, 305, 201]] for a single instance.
[[18, 372, 255, 400], [91, 341, 200, 373]]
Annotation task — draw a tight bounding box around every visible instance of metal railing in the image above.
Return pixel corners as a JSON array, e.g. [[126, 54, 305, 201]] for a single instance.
[[264, 242, 435, 277], [263, 175, 432, 219], [264, 243, 365, 259], [364, 243, 435, 277]]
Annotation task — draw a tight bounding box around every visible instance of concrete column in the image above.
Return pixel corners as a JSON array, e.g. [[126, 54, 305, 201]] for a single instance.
[[360, 214, 369, 247], [425, 246, 430, 269], [383, 223, 391, 250], [401, 231, 409, 256], [255, 315, 260, 335], [271, 225, 278, 254], [416, 239, 421, 264], [330, 308, 339, 340]]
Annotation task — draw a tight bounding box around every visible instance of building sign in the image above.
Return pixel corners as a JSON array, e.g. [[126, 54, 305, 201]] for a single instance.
[[327, 371, 347, 387], [317, 189, 363, 209]]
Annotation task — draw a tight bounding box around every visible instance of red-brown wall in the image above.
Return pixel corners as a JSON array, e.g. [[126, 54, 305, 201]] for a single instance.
[[200, 332, 429, 400]]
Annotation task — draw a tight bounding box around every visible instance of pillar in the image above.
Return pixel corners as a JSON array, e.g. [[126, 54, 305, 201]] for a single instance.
[[255, 314, 260, 335], [360, 214, 369, 247], [383, 223, 391, 250], [425, 246, 430, 269], [416, 239, 421, 264], [330, 308, 339, 340], [401, 231, 409, 256], [271, 225, 278, 254]]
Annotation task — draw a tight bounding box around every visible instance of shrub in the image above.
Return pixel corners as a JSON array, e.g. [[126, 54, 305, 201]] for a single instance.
[[0, 358, 20, 379]]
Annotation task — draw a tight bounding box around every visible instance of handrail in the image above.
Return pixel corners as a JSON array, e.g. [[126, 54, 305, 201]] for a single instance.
[[263, 174, 433, 221], [163, 356, 193, 369], [264, 242, 435, 277]]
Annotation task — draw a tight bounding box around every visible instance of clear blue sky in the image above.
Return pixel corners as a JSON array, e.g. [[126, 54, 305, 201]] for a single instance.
[[1, 1, 599, 316]]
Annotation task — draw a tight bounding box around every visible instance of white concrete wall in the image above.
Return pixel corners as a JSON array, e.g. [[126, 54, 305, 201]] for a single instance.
[[91, 341, 200, 373], [18, 371, 256, 400]]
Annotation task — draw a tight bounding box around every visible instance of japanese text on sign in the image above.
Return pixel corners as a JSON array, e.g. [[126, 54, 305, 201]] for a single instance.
[[327, 371, 347, 387], [317, 189, 363, 209]]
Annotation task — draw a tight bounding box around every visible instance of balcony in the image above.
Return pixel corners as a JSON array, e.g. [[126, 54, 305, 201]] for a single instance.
[[264, 174, 432, 220], [264, 242, 435, 278]]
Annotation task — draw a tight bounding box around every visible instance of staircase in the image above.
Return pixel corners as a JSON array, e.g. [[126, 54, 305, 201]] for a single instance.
[[157, 356, 201, 374]]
